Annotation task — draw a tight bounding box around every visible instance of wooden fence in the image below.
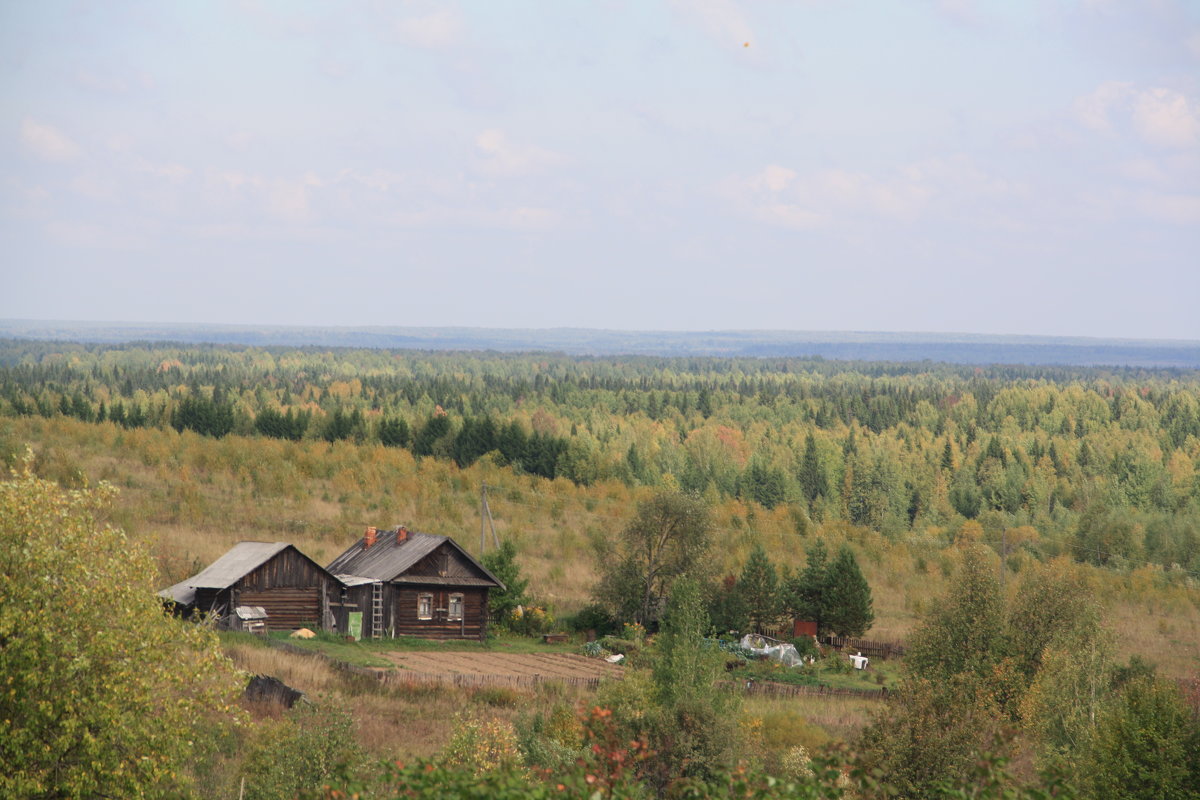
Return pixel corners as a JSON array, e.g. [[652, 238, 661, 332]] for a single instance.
[[820, 635, 906, 659], [379, 670, 604, 691], [719, 680, 891, 701]]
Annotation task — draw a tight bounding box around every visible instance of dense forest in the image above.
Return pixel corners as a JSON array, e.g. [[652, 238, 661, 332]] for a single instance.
[[3, 339, 1199, 576], [4, 338, 1199, 799]]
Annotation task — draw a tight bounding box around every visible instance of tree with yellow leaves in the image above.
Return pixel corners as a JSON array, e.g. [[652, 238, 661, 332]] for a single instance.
[[0, 453, 243, 799]]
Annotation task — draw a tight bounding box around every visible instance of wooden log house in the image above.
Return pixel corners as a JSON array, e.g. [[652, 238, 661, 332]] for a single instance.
[[326, 526, 505, 641], [159, 542, 341, 631]]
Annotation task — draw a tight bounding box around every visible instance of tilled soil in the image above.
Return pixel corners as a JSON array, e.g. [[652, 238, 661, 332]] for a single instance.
[[382, 650, 623, 680]]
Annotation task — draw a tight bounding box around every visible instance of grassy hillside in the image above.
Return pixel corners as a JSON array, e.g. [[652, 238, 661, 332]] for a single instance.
[[4, 412, 1197, 680]]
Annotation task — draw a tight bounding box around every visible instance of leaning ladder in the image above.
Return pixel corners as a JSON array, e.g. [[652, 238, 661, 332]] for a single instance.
[[370, 582, 383, 639]]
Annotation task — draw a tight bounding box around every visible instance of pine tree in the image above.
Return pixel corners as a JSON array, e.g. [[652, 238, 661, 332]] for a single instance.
[[785, 539, 830, 633], [736, 544, 780, 632], [798, 432, 828, 504], [823, 545, 874, 637]]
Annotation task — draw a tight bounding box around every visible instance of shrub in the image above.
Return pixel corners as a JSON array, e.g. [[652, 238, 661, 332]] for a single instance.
[[241, 704, 364, 800]]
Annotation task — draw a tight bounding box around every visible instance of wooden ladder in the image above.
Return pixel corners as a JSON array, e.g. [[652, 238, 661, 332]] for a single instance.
[[371, 582, 383, 639]]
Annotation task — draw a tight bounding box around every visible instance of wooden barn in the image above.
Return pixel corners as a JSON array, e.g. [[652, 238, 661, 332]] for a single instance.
[[326, 526, 504, 641], [159, 542, 342, 631]]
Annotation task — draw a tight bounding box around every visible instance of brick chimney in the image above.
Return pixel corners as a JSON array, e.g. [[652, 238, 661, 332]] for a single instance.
[[364, 526, 377, 549], [396, 525, 408, 545]]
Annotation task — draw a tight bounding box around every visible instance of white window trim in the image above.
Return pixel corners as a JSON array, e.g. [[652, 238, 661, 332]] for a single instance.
[[417, 593, 433, 620], [448, 593, 464, 621]]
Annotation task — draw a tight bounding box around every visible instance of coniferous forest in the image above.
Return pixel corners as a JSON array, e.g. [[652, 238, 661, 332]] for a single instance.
[[4, 339, 1199, 574], [3, 338, 1199, 799]]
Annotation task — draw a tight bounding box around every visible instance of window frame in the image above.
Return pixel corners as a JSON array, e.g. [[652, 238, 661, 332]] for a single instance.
[[448, 592, 464, 621], [417, 592, 433, 621]]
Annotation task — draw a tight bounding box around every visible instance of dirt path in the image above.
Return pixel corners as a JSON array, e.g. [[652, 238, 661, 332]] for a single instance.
[[382, 651, 623, 681]]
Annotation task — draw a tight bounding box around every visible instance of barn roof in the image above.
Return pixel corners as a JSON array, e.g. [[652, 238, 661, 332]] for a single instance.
[[158, 541, 312, 605], [326, 527, 504, 589], [185, 541, 294, 588]]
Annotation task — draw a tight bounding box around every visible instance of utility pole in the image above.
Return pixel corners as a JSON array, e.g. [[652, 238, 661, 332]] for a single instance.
[[480, 482, 500, 552]]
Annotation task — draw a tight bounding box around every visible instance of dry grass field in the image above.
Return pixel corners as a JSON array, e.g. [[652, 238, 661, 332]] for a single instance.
[[7, 414, 1199, 685]]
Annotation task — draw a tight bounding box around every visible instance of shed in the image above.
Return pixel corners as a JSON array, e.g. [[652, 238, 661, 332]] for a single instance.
[[159, 542, 342, 631], [327, 525, 504, 641]]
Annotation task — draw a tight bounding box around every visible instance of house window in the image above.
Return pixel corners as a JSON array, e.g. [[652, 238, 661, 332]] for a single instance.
[[448, 593, 464, 621], [417, 593, 433, 620]]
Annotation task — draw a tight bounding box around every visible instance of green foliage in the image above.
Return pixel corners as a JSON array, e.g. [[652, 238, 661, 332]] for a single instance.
[[855, 678, 1009, 798], [593, 491, 714, 626], [0, 455, 243, 799], [648, 578, 742, 791], [479, 540, 530, 629], [171, 392, 234, 437], [563, 603, 617, 636], [1080, 676, 1200, 800], [822, 546, 874, 638], [6, 340, 1200, 575], [785, 539, 830, 630], [740, 460, 788, 509], [377, 415, 411, 447], [737, 544, 782, 632], [440, 714, 524, 776], [241, 704, 364, 800], [905, 545, 1005, 687]]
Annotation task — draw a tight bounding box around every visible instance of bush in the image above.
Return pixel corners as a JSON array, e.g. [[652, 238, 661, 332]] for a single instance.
[[0, 457, 244, 800], [564, 603, 617, 636], [440, 714, 524, 776], [241, 704, 364, 800]]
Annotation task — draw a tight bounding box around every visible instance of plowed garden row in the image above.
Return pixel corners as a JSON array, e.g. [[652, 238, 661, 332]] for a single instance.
[[382, 651, 623, 681]]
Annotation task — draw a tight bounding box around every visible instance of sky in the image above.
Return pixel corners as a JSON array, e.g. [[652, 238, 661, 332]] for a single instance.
[[2, 1, 1198, 339]]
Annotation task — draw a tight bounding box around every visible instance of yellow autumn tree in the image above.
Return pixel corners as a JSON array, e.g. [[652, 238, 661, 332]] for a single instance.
[[0, 453, 243, 799]]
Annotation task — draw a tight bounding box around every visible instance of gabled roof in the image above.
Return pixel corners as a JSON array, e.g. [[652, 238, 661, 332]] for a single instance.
[[326, 527, 505, 589], [184, 541, 293, 589], [158, 541, 334, 605]]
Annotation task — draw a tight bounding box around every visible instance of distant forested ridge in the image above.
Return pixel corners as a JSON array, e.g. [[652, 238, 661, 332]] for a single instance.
[[2, 339, 1199, 574], [2, 321, 1199, 367]]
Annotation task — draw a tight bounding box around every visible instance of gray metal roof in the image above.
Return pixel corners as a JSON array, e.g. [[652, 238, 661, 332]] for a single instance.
[[334, 573, 380, 587], [326, 528, 504, 589], [158, 581, 197, 605], [177, 541, 292, 590]]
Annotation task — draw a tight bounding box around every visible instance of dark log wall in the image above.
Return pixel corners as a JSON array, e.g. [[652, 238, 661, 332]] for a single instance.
[[408, 544, 489, 581], [393, 586, 489, 640], [238, 548, 335, 593], [237, 588, 320, 630]]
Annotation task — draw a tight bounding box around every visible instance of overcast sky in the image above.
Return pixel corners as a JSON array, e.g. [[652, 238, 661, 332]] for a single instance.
[[2, 1, 1198, 339]]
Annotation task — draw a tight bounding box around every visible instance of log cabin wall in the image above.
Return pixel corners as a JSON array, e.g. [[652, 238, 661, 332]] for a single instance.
[[407, 543, 490, 582], [392, 586, 490, 640], [230, 548, 339, 631]]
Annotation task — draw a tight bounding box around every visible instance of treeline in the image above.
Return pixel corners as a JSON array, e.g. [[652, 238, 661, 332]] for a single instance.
[[2, 340, 1199, 573]]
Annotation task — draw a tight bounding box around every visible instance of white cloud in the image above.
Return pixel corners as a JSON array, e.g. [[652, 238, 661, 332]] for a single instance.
[[43, 220, 145, 250], [1131, 88, 1200, 148], [20, 119, 81, 162], [70, 173, 118, 201], [392, 7, 463, 49], [75, 70, 129, 94], [669, 0, 755, 49], [1136, 191, 1200, 225], [134, 158, 192, 183], [728, 155, 1018, 230], [475, 129, 565, 177], [1074, 82, 1200, 149], [1188, 30, 1200, 59], [1073, 81, 1134, 132]]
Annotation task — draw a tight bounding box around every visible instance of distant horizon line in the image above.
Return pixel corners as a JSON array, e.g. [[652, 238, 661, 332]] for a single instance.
[[2, 318, 1197, 346]]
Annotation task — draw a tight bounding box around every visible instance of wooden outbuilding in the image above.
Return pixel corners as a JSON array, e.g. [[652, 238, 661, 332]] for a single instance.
[[326, 526, 504, 641], [159, 542, 341, 631]]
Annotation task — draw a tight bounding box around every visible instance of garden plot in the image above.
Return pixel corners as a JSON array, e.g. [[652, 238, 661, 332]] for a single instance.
[[381, 651, 623, 682]]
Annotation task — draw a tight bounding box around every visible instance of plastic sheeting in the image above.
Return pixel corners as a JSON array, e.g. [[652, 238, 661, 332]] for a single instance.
[[739, 634, 805, 667]]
